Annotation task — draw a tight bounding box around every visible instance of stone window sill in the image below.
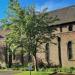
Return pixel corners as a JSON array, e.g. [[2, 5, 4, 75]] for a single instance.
[[69, 58, 75, 61]]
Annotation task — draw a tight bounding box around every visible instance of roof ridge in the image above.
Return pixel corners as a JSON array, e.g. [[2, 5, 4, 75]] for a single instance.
[[49, 4, 75, 13], [48, 4, 75, 25]]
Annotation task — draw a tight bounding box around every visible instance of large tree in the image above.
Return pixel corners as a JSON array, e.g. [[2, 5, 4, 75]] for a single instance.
[[2, 0, 58, 70], [1, 0, 27, 67], [25, 6, 59, 70]]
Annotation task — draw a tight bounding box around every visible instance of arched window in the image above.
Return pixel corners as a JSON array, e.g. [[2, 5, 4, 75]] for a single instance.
[[45, 43, 49, 64], [57, 37, 62, 67], [68, 25, 73, 31], [67, 41, 72, 59], [46, 43, 49, 51]]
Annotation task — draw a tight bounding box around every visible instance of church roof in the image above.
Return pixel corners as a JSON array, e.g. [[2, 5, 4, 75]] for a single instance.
[[49, 5, 75, 26]]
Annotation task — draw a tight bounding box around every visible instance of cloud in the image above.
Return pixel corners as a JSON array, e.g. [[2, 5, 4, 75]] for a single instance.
[[35, 0, 60, 11], [35, 1, 51, 11], [35, 0, 75, 12]]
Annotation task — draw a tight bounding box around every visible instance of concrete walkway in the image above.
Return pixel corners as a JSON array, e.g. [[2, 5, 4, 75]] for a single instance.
[[0, 71, 21, 75]]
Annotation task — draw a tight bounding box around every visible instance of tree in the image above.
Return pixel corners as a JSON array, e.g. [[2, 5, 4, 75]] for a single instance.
[[2, 0, 58, 70], [24, 7, 58, 70], [7, 0, 27, 66]]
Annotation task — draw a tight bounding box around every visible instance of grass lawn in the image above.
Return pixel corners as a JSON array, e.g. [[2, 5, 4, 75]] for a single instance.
[[15, 71, 51, 75]]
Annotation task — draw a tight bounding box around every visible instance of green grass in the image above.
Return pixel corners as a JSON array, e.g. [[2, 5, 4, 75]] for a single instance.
[[15, 71, 51, 75]]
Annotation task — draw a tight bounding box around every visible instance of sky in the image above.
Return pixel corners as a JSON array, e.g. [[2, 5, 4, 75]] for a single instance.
[[0, 0, 75, 19]]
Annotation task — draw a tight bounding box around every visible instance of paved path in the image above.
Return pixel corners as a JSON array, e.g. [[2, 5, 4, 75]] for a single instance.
[[51, 73, 75, 75], [0, 71, 21, 75]]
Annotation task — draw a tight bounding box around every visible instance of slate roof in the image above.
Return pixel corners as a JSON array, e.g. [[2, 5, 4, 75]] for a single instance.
[[49, 5, 75, 25]]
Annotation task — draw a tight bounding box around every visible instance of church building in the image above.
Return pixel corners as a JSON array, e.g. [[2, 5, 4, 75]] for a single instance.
[[0, 5, 75, 67], [37, 5, 75, 67]]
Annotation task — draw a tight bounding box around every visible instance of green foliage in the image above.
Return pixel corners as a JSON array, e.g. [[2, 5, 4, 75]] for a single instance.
[[1, 0, 58, 69]]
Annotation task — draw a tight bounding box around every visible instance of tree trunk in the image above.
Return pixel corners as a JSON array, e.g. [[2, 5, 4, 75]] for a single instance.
[[13, 51, 15, 60], [33, 55, 37, 71], [28, 52, 31, 62], [9, 50, 12, 68], [21, 46, 24, 66], [5, 43, 8, 67], [34, 41, 38, 71]]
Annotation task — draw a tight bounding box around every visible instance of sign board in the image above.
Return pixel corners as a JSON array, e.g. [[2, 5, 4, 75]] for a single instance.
[[28, 65, 32, 71]]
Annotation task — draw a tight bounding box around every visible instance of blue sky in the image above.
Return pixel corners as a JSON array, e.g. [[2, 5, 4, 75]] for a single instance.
[[0, 0, 75, 19]]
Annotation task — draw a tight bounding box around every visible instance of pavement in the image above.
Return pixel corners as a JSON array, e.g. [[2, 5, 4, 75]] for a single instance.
[[0, 71, 21, 75]]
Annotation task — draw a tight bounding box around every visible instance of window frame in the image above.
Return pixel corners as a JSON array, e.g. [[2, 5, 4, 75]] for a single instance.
[[67, 41, 73, 60], [68, 25, 73, 31]]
